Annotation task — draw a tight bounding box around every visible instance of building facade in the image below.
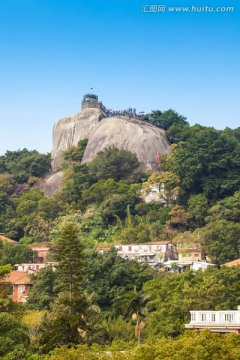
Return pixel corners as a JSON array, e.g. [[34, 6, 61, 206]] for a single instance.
[[5, 271, 32, 303], [185, 308, 240, 334], [29, 243, 50, 263], [114, 242, 176, 267]]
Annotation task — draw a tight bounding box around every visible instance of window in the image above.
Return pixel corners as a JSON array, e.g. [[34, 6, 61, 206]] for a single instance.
[[128, 246, 132, 251], [8, 286, 14, 296], [118, 246, 122, 251], [225, 313, 234, 322], [201, 313, 207, 322], [211, 314, 216, 322], [18, 285, 26, 295], [191, 313, 196, 322]]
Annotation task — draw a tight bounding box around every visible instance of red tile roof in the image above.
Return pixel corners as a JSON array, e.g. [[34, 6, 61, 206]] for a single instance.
[[115, 241, 171, 246], [5, 271, 32, 284], [224, 259, 240, 267], [29, 243, 50, 250], [0, 235, 18, 244]]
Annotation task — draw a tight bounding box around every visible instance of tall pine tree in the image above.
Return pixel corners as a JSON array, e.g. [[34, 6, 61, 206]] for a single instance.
[[55, 223, 84, 314]]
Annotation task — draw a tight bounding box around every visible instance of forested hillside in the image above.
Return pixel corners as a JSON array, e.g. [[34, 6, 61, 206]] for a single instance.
[[0, 110, 240, 359]]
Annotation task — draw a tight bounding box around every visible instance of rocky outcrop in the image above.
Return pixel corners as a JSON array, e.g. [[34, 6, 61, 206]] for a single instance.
[[51, 109, 171, 173], [51, 108, 104, 171], [81, 117, 170, 172], [39, 171, 64, 197]]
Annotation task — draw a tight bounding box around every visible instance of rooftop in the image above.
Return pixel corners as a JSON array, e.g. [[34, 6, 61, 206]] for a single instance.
[[115, 241, 171, 246], [29, 242, 50, 250], [4, 271, 32, 284], [224, 259, 240, 267], [0, 235, 18, 244]]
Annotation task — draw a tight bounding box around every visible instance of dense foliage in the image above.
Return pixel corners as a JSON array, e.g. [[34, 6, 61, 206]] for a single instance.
[[0, 111, 240, 358]]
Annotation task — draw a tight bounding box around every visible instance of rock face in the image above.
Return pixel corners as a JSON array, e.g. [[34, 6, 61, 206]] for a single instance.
[[39, 171, 64, 197], [82, 117, 170, 171], [51, 108, 104, 171], [51, 110, 171, 173]]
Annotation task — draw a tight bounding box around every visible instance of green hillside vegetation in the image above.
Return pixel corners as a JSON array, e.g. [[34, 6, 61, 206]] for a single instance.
[[0, 110, 240, 358]]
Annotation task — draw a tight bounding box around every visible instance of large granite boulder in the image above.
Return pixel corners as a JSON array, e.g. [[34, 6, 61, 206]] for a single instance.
[[39, 171, 64, 197], [51, 108, 104, 171], [51, 106, 171, 174], [81, 116, 170, 172]]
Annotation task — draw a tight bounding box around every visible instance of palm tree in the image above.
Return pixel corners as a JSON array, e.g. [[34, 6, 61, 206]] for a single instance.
[[113, 287, 149, 345], [78, 291, 101, 346]]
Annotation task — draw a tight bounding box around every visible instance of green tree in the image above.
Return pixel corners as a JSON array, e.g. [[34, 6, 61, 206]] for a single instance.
[[0, 242, 35, 266], [113, 288, 148, 345], [88, 147, 142, 184], [27, 267, 57, 310], [0, 312, 29, 359], [77, 291, 101, 346], [144, 171, 181, 206], [0, 189, 18, 239], [199, 220, 240, 264], [206, 191, 240, 223], [0, 264, 13, 312], [61, 139, 88, 168], [84, 249, 153, 312], [62, 164, 91, 205], [188, 194, 209, 228], [54, 223, 85, 314], [0, 149, 50, 184], [143, 109, 188, 131], [167, 128, 240, 200], [166, 205, 189, 233], [37, 312, 84, 354]]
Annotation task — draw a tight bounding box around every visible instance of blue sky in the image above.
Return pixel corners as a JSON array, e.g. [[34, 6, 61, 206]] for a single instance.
[[0, 0, 239, 155]]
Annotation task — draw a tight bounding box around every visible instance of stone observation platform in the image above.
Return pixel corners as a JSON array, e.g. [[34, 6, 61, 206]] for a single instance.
[[185, 308, 240, 334], [81, 93, 139, 119]]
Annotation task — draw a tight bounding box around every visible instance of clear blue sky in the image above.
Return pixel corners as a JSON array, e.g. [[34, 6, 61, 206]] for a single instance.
[[0, 0, 239, 155]]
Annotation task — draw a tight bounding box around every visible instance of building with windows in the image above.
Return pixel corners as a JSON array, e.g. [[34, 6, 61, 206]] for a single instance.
[[14, 262, 57, 274], [114, 242, 176, 267], [29, 243, 50, 263], [5, 271, 32, 303], [185, 307, 240, 334], [164, 260, 216, 273]]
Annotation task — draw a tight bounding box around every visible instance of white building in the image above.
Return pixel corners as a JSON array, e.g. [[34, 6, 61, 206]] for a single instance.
[[185, 307, 240, 334], [141, 183, 178, 206], [114, 242, 176, 267], [15, 262, 57, 274], [164, 260, 216, 273]]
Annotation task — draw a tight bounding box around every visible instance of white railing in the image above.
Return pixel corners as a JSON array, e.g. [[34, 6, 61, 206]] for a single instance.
[[190, 311, 240, 325]]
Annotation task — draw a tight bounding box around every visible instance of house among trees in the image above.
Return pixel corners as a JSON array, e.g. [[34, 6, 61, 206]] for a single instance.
[[14, 262, 57, 274], [177, 245, 206, 262], [5, 270, 32, 303], [164, 260, 216, 273], [114, 242, 177, 267], [185, 307, 240, 334], [29, 243, 50, 263]]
